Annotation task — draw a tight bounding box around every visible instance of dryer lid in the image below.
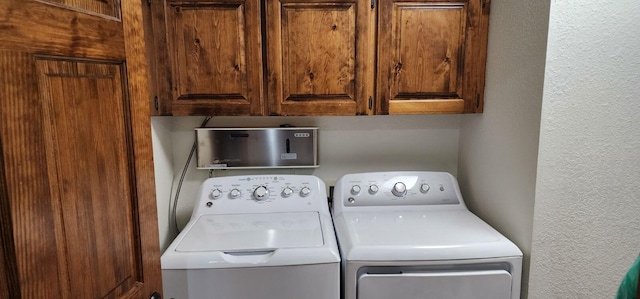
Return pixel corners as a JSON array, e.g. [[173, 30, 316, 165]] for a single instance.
[[334, 210, 522, 260], [176, 212, 324, 252]]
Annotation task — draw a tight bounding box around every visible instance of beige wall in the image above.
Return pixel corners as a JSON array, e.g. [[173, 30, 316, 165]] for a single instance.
[[529, 1, 640, 298], [457, 1, 550, 298]]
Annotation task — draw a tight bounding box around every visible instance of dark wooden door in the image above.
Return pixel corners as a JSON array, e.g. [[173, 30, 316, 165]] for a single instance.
[[266, 0, 374, 116], [0, 1, 162, 298], [376, 0, 490, 114]]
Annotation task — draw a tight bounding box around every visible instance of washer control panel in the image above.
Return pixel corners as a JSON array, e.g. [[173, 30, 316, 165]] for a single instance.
[[191, 175, 327, 218], [334, 171, 462, 208]]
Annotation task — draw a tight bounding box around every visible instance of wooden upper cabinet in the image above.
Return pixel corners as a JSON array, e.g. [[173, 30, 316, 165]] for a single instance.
[[266, 0, 374, 115], [161, 0, 264, 115], [150, 0, 489, 115], [376, 0, 490, 114]]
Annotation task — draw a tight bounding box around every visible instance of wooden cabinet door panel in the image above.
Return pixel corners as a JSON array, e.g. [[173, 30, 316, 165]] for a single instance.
[[0, 1, 162, 298], [166, 1, 264, 116], [36, 59, 140, 298], [267, 0, 374, 115], [377, 0, 489, 114]]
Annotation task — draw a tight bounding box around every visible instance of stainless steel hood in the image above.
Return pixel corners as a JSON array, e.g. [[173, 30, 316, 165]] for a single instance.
[[195, 127, 318, 169]]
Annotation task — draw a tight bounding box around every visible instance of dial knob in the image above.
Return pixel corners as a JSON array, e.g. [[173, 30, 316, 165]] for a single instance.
[[368, 185, 379, 194], [391, 182, 406, 197], [253, 186, 269, 201], [420, 184, 431, 194], [229, 188, 241, 199], [351, 185, 361, 195], [300, 187, 311, 197], [210, 189, 222, 199], [282, 187, 294, 198]]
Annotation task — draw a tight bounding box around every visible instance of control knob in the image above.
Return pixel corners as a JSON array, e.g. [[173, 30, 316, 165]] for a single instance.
[[300, 187, 311, 197], [420, 184, 431, 194], [253, 186, 269, 201], [391, 182, 407, 197], [282, 187, 294, 198], [369, 185, 379, 195], [229, 188, 241, 199], [351, 185, 361, 195], [210, 189, 222, 199]]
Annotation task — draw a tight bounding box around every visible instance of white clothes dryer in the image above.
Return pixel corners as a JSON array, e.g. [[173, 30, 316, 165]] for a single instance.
[[162, 175, 340, 299], [332, 171, 523, 299]]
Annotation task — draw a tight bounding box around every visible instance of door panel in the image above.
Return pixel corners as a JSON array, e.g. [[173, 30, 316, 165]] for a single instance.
[[378, 2, 466, 114], [358, 270, 512, 299], [0, 1, 162, 298], [377, 0, 489, 114], [267, 0, 374, 116], [166, 0, 264, 116], [282, 4, 355, 100], [393, 5, 464, 97], [0, 51, 66, 299], [36, 59, 139, 298]]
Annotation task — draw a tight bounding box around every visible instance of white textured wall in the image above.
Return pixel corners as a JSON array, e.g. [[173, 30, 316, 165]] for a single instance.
[[152, 115, 461, 250], [529, 1, 640, 298], [457, 1, 550, 298], [151, 117, 175, 250]]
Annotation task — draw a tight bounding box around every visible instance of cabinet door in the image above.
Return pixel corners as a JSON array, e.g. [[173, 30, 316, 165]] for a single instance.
[[266, 0, 375, 116], [377, 0, 490, 114], [163, 0, 264, 116], [0, 1, 162, 298]]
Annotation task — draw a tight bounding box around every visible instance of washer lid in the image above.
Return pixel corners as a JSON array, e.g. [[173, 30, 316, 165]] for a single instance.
[[176, 212, 324, 252], [334, 210, 522, 261]]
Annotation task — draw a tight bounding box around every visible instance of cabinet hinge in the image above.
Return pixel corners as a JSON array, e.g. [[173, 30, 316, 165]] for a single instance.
[[482, 0, 487, 8], [146, 0, 151, 7], [371, 0, 375, 9], [368, 96, 373, 110], [476, 94, 480, 109], [154, 96, 159, 111]]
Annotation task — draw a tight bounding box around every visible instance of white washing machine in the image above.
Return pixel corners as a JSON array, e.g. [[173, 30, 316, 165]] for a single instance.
[[162, 175, 340, 299], [332, 171, 523, 299]]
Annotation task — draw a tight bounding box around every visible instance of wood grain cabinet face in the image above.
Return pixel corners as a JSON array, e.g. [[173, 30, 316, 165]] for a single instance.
[[377, 0, 490, 114], [266, 0, 374, 116], [151, 0, 488, 115], [36, 59, 140, 298], [164, 0, 264, 115]]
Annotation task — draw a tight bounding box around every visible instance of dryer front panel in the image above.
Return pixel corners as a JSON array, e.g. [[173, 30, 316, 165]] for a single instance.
[[357, 270, 512, 299]]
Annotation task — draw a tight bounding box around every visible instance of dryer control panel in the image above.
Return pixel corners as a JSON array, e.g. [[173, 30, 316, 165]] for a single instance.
[[191, 175, 328, 219], [333, 172, 463, 210]]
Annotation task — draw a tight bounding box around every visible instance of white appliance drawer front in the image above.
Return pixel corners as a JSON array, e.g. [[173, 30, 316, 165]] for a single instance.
[[163, 263, 339, 299], [358, 270, 512, 299]]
